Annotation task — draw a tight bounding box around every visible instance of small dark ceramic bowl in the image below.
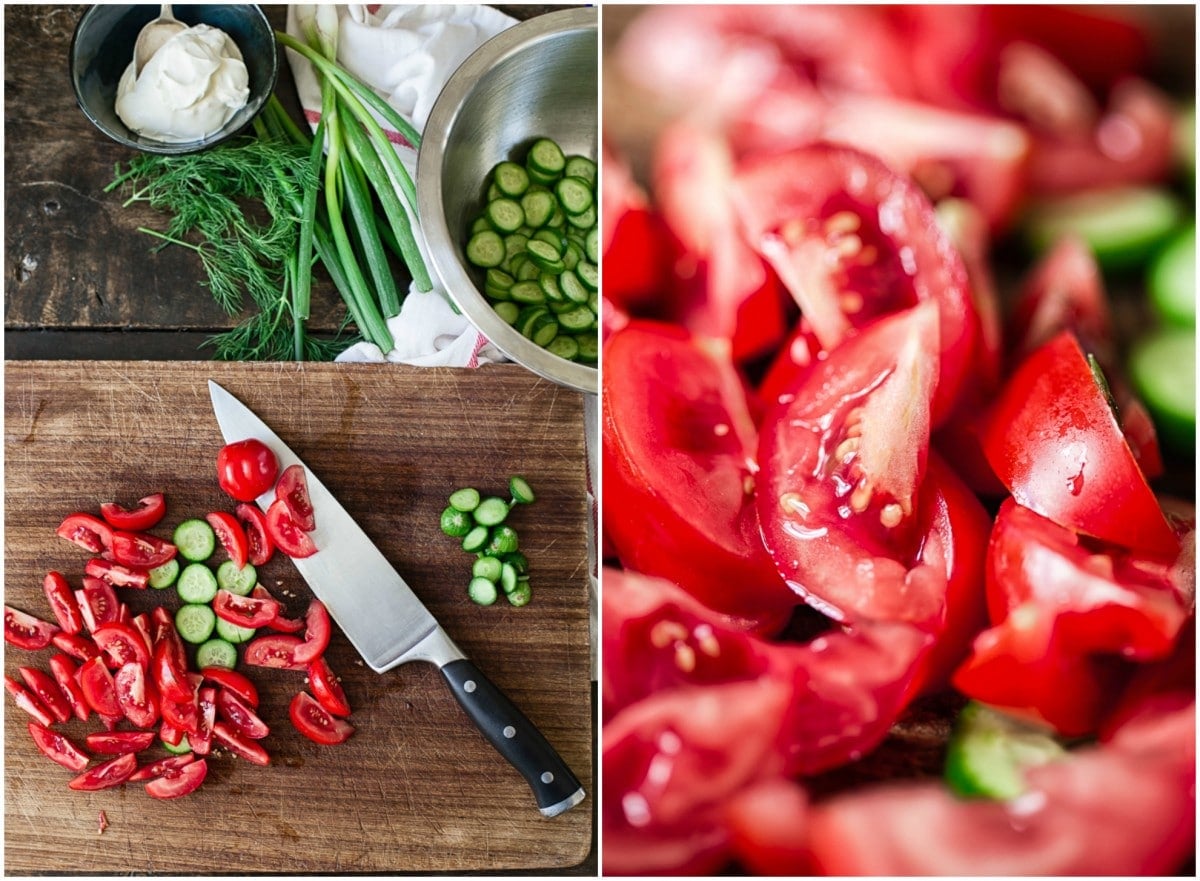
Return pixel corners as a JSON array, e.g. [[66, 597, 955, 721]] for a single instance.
[[69, 4, 278, 155]]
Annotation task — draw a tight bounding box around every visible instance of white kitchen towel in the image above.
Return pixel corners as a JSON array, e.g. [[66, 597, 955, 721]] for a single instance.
[[285, 3, 516, 367]]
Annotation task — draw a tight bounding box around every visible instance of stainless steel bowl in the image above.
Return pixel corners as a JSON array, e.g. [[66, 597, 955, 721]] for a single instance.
[[417, 8, 598, 395]]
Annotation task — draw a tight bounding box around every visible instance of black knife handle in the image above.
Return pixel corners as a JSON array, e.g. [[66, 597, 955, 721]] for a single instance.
[[441, 659, 585, 817]]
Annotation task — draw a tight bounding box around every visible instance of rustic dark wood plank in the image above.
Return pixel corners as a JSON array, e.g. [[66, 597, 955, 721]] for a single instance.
[[4, 361, 593, 874]]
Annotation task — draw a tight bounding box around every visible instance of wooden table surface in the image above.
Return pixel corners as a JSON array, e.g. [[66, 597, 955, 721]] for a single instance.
[[4, 5, 596, 874]]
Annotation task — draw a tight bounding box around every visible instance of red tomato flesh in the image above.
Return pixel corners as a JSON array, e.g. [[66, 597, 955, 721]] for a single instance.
[[99, 493, 166, 532], [289, 691, 355, 745], [276, 464, 316, 532], [55, 513, 112, 554], [18, 666, 72, 724], [265, 499, 317, 559], [4, 605, 59, 650], [235, 502, 275, 566], [292, 599, 331, 665], [145, 757, 207, 799], [42, 572, 83, 634], [68, 753, 138, 792], [308, 657, 351, 717], [28, 721, 89, 772]]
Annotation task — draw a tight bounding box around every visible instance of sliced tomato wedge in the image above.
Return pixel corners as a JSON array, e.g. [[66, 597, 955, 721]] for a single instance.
[[76, 577, 120, 632], [981, 331, 1178, 556], [18, 666, 72, 724], [290, 691, 355, 745], [27, 721, 89, 772], [213, 589, 278, 630], [92, 621, 151, 670], [192, 686, 217, 756], [757, 303, 945, 626], [151, 639, 194, 704], [55, 513, 113, 554], [99, 493, 166, 532], [276, 464, 316, 531], [42, 572, 83, 634], [51, 631, 100, 663], [201, 666, 259, 707], [128, 752, 195, 782], [145, 757, 207, 799], [5, 675, 55, 727], [265, 499, 317, 559], [243, 633, 306, 670], [206, 511, 249, 569], [216, 688, 269, 740], [213, 720, 270, 765], [235, 502, 275, 567], [84, 558, 150, 590], [68, 753, 138, 792], [108, 530, 177, 569], [114, 661, 160, 729], [48, 653, 90, 721], [84, 729, 157, 755], [292, 599, 331, 665], [78, 656, 122, 717], [732, 145, 978, 424], [308, 657, 351, 717], [602, 320, 794, 622], [4, 605, 59, 650], [252, 585, 304, 633]]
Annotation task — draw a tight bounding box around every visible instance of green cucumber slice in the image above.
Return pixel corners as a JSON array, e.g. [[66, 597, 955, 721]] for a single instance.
[[1148, 225, 1195, 327], [1025, 187, 1184, 270], [944, 702, 1066, 800], [1129, 326, 1196, 450]]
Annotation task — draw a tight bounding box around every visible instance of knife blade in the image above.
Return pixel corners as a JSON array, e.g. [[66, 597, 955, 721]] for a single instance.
[[208, 380, 585, 818]]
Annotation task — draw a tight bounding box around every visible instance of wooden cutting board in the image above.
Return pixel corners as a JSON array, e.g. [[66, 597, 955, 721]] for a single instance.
[[4, 361, 593, 874]]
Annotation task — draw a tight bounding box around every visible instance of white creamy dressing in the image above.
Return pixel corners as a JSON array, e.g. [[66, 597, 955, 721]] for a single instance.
[[115, 23, 249, 143]]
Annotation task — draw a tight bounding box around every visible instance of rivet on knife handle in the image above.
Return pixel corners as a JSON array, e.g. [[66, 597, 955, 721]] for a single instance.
[[441, 659, 585, 817]]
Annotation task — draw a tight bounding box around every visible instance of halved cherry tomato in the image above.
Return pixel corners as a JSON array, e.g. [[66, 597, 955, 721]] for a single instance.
[[18, 666, 72, 724], [5, 675, 56, 727], [129, 752, 195, 782], [51, 632, 100, 663], [212, 589, 278, 629], [99, 493, 166, 532], [68, 753, 138, 791], [92, 621, 151, 670], [201, 666, 259, 707], [235, 502, 275, 566], [145, 757, 207, 799], [216, 688, 269, 739], [206, 511, 249, 569], [243, 634, 306, 670], [27, 721, 89, 772], [78, 656, 122, 717], [265, 499, 317, 559], [308, 657, 351, 717], [55, 513, 112, 554], [217, 438, 280, 502], [757, 303, 944, 626], [213, 720, 270, 765], [42, 572, 83, 634], [114, 661, 160, 729], [732, 145, 978, 424], [192, 686, 216, 756], [276, 464, 316, 531], [84, 558, 149, 590], [292, 599, 331, 665], [108, 530, 177, 569], [84, 729, 157, 755], [76, 577, 120, 633], [602, 321, 794, 622], [981, 332, 1178, 556], [48, 653, 90, 721], [290, 691, 355, 745], [252, 585, 304, 633], [5, 605, 59, 650], [152, 639, 194, 704]]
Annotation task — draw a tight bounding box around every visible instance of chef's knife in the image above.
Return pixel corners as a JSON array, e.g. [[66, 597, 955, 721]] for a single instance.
[[207, 380, 585, 818]]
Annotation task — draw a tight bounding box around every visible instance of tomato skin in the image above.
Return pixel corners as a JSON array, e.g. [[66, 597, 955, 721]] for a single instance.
[[129, 752, 195, 782], [602, 321, 794, 622], [265, 499, 318, 559], [99, 493, 166, 532], [28, 721, 90, 772], [308, 657, 351, 717], [18, 666, 72, 724], [56, 513, 113, 554], [217, 438, 279, 502], [4, 605, 59, 650], [68, 753, 138, 792], [206, 511, 249, 569], [145, 757, 208, 799], [6, 675, 56, 727], [292, 599, 331, 665], [216, 688, 270, 740], [114, 661, 160, 729], [213, 589, 278, 629], [235, 503, 274, 566], [276, 464, 316, 532], [76, 577, 120, 632], [244, 634, 306, 670], [84, 729, 157, 755], [981, 332, 1177, 556], [92, 621, 151, 671], [290, 691, 355, 745], [201, 667, 259, 708], [78, 656, 122, 718], [108, 531, 178, 569], [48, 653, 90, 721], [152, 639, 194, 704], [213, 720, 271, 765], [84, 558, 150, 590], [42, 572, 83, 634]]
